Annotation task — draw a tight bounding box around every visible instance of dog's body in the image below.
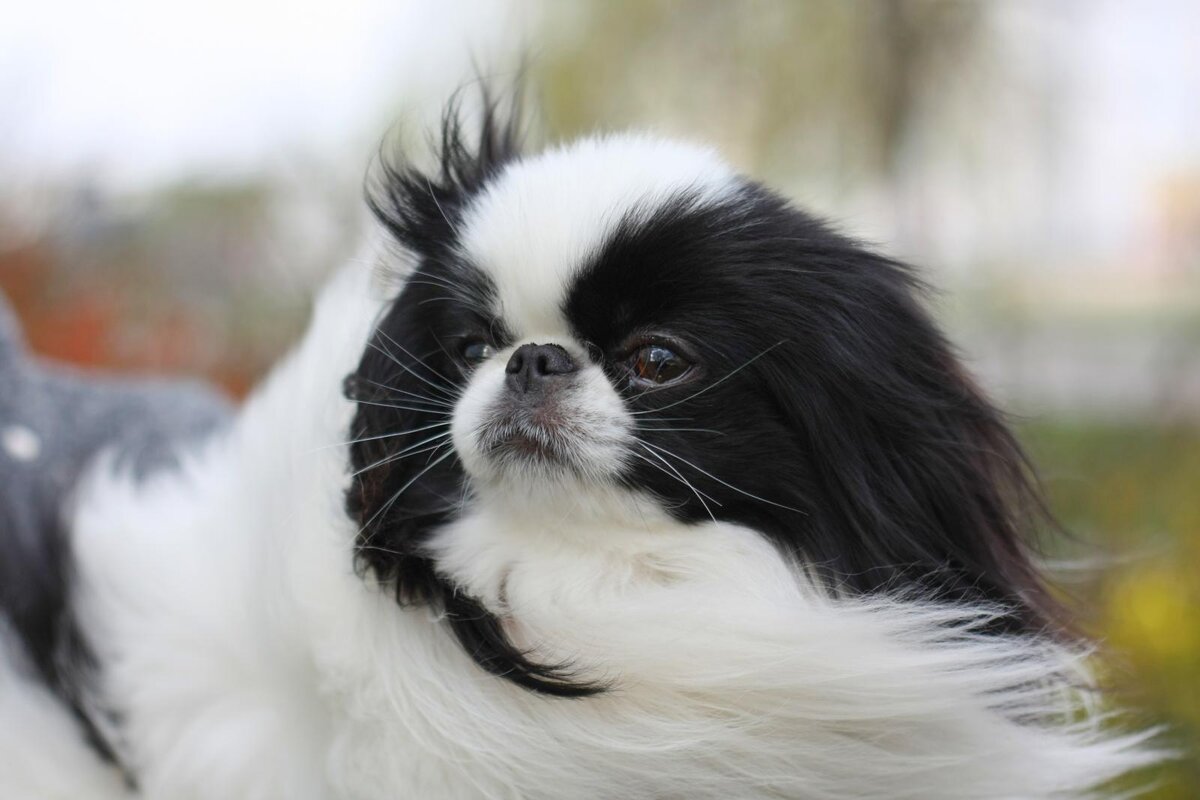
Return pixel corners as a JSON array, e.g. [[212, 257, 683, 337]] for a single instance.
[[0, 108, 1152, 798]]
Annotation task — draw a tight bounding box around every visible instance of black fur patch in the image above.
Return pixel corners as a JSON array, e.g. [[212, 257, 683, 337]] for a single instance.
[[566, 186, 1057, 633]]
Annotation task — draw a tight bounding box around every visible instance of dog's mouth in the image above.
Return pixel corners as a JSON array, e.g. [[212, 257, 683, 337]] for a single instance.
[[460, 378, 632, 484], [480, 409, 575, 466], [493, 431, 560, 461]]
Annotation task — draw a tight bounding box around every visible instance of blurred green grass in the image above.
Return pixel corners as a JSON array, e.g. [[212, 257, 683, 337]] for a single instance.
[[1023, 421, 1200, 797]]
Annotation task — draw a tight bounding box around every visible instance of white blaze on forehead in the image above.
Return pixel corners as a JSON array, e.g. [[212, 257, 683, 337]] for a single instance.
[[458, 134, 737, 338]]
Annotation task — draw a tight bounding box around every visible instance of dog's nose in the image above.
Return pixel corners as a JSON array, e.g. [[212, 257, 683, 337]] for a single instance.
[[505, 343, 577, 394]]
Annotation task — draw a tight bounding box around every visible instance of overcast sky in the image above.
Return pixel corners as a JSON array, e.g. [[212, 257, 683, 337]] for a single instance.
[[0, 0, 528, 188], [1, 0, 1197, 270]]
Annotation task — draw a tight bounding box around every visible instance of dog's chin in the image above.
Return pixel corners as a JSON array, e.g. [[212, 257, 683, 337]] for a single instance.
[[491, 433, 561, 463], [473, 417, 617, 483], [455, 416, 637, 520], [450, 357, 638, 519], [482, 414, 575, 467]]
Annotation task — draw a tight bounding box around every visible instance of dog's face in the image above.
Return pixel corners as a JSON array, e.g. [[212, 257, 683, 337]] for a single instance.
[[445, 139, 796, 526], [346, 111, 1054, 692]]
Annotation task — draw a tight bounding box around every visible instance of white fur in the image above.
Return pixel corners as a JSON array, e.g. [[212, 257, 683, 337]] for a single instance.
[[6, 136, 1153, 798], [0, 625, 130, 799], [460, 134, 736, 338]]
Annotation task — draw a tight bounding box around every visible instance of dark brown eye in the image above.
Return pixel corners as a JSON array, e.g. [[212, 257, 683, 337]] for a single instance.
[[462, 340, 495, 365], [629, 344, 691, 384]]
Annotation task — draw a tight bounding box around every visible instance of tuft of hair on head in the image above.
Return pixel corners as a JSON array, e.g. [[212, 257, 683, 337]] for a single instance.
[[365, 80, 526, 261]]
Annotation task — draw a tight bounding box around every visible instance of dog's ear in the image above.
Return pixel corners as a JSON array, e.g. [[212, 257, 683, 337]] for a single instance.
[[342, 320, 459, 605], [758, 247, 1062, 636]]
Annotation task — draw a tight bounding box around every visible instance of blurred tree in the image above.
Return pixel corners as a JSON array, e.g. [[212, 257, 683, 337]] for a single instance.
[[535, 0, 984, 223]]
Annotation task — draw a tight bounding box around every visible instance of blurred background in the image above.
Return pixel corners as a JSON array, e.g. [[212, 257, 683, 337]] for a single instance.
[[1, 0, 1197, 792]]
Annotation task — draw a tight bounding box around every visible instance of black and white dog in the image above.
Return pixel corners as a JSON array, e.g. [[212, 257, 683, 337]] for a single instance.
[[0, 98, 1152, 798]]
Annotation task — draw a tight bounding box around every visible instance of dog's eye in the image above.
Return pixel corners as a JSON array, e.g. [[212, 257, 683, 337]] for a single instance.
[[462, 341, 495, 365], [629, 344, 691, 384]]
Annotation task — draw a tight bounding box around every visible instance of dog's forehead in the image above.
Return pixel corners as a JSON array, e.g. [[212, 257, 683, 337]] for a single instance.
[[458, 135, 736, 338]]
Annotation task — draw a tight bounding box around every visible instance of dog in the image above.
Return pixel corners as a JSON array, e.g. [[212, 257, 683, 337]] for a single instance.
[[0, 95, 1153, 798]]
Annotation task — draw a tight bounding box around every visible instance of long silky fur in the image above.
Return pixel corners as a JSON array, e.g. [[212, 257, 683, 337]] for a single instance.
[[0, 89, 1158, 798], [62, 262, 1155, 798]]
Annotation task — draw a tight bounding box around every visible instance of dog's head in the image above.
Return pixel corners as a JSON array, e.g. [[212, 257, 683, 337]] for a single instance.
[[345, 97, 1057, 693]]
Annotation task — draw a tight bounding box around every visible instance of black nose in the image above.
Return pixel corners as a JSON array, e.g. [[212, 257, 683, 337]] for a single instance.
[[505, 343, 577, 394]]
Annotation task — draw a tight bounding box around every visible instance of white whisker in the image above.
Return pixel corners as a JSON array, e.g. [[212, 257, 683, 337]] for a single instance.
[[374, 327, 459, 390], [357, 446, 457, 546], [352, 432, 455, 478], [352, 398, 453, 415], [642, 440, 807, 515], [365, 337, 459, 403], [310, 421, 454, 453], [632, 444, 720, 524], [355, 375, 456, 408]]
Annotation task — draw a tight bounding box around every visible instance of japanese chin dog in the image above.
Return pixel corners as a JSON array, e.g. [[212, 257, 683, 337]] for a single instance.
[[0, 94, 1154, 798]]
